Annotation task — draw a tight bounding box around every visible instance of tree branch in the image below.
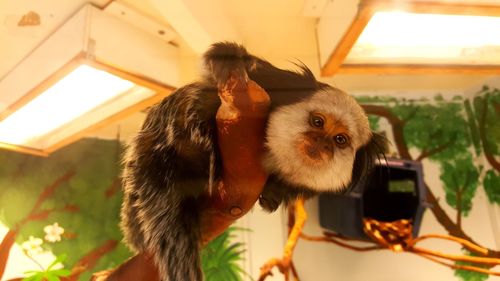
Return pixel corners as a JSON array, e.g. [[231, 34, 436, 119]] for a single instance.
[[416, 138, 454, 161], [426, 184, 500, 258], [494, 101, 500, 116], [64, 240, 118, 281], [29, 170, 76, 215], [0, 230, 18, 280], [0, 170, 77, 279], [365, 103, 499, 258], [104, 178, 121, 199], [258, 198, 308, 281], [411, 252, 499, 277], [362, 104, 412, 160]]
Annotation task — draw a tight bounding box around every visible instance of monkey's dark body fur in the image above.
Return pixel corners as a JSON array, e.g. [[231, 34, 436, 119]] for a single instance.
[[121, 43, 382, 281]]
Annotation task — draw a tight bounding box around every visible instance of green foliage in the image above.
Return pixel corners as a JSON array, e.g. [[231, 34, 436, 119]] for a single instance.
[[22, 254, 71, 281], [472, 88, 500, 156], [392, 97, 470, 161], [368, 115, 380, 131], [483, 170, 500, 205], [463, 100, 482, 156], [1, 138, 251, 280], [359, 88, 500, 281], [201, 227, 248, 281], [454, 250, 489, 281], [356, 95, 400, 105], [440, 156, 479, 217], [0, 138, 131, 279]]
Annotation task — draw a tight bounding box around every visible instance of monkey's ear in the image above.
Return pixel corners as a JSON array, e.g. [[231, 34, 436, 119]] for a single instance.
[[349, 132, 388, 190], [203, 42, 256, 85]]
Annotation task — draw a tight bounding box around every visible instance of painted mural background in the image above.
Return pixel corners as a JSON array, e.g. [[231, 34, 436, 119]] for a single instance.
[[0, 138, 246, 281], [0, 86, 498, 281], [358, 85, 500, 281]]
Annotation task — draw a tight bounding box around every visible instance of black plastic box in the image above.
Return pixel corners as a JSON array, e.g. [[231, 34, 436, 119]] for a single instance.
[[319, 158, 426, 240]]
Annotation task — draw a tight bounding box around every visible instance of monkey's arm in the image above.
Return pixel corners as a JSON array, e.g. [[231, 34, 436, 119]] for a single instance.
[[92, 72, 271, 281]]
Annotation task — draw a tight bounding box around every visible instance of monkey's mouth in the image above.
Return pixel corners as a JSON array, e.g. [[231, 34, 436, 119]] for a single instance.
[[297, 134, 334, 165]]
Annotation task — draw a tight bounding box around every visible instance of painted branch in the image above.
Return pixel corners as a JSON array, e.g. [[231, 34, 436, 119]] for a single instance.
[[416, 139, 453, 161], [0, 229, 18, 280], [364, 104, 500, 258], [0, 170, 77, 279], [104, 178, 122, 198], [456, 188, 463, 228], [361, 104, 411, 159], [29, 170, 76, 214], [65, 240, 118, 281], [92, 75, 270, 280]]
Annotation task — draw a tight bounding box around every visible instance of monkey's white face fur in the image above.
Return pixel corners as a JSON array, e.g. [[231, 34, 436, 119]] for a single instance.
[[263, 88, 372, 192]]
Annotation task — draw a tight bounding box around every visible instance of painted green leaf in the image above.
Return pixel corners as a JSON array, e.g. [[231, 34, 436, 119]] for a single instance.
[[440, 156, 479, 217], [473, 92, 500, 156], [483, 170, 500, 205], [53, 269, 72, 277], [464, 99, 482, 156], [368, 115, 380, 131], [455, 250, 489, 281], [45, 273, 59, 281], [395, 101, 470, 161], [0, 139, 131, 279]]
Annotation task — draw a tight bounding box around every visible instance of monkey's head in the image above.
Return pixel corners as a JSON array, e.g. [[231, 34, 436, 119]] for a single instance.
[[263, 86, 378, 193]]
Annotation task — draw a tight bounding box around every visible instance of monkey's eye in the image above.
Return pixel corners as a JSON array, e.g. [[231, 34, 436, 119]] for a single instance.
[[335, 134, 349, 147], [309, 114, 325, 128]]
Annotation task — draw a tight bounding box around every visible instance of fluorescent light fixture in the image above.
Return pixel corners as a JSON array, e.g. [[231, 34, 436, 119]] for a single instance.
[[319, 0, 500, 75], [0, 65, 152, 146], [347, 12, 500, 65], [0, 4, 179, 156]]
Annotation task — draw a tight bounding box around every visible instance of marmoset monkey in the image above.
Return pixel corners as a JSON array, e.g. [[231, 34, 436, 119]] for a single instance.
[[120, 42, 385, 281]]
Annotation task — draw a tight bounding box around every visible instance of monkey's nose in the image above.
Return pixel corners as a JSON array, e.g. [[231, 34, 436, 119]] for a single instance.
[[316, 137, 334, 151]]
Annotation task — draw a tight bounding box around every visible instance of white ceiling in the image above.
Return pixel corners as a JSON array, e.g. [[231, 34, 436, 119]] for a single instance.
[[0, 0, 111, 79], [1, 0, 494, 90], [0, 0, 496, 141]]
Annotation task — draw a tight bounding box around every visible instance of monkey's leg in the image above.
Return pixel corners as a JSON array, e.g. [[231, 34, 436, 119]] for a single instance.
[[258, 198, 307, 281]]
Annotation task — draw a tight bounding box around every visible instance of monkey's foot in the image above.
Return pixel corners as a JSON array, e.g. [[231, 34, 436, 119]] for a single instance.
[[257, 198, 307, 281], [258, 257, 303, 281], [258, 257, 292, 281]]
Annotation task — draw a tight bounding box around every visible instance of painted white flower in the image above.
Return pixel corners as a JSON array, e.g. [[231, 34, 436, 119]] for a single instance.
[[44, 222, 65, 242], [21, 236, 44, 256]]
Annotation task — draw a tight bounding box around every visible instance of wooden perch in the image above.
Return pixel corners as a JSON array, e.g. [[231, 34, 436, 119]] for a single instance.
[[92, 74, 270, 280], [258, 198, 307, 281]]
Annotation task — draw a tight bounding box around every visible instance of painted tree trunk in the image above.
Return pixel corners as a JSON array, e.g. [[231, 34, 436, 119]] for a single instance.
[[0, 229, 18, 280]]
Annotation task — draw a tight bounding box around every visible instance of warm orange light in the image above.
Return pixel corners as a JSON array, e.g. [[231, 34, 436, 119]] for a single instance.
[[346, 11, 500, 64]]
